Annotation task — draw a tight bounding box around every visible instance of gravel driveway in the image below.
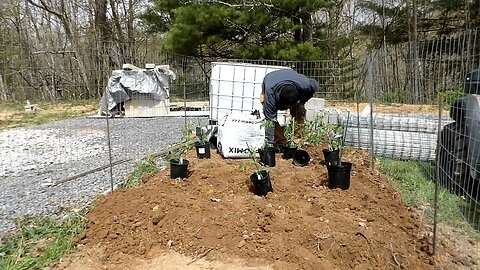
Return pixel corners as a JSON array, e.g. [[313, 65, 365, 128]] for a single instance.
[[0, 116, 207, 237]]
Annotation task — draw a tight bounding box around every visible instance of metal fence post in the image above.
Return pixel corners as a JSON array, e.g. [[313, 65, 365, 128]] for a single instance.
[[366, 51, 376, 170], [103, 89, 114, 193], [433, 95, 443, 255]]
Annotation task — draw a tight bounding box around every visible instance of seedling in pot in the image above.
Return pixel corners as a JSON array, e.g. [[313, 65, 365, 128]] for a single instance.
[[241, 143, 273, 196], [326, 111, 352, 190], [257, 119, 277, 166], [194, 125, 211, 159], [195, 126, 208, 144], [321, 124, 343, 166], [165, 123, 195, 178], [240, 143, 270, 176], [322, 111, 351, 165], [337, 111, 350, 164], [165, 146, 186, 164]]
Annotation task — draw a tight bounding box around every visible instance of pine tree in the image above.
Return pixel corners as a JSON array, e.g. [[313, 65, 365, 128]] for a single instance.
[[141, 0, 347, 60]]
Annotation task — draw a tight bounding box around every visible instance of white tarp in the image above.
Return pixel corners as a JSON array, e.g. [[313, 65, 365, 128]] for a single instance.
[[99, 65, 175, 114]]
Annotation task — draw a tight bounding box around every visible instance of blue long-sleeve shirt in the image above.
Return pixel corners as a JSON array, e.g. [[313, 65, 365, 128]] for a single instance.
[[262, 69, 318, 145], [263, 69, 318, 121]]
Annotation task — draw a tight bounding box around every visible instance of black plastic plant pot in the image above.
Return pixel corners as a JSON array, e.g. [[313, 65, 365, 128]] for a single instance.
[[323, 149, 340, 166], [195, 141, 211, 159], [282, 146, 297, 160], [327, 162, 352, 190], [170, 159, 189, 179], [250, 170, 273, 196], [259, 147, 276, 167], [293, 149, 311, 167]]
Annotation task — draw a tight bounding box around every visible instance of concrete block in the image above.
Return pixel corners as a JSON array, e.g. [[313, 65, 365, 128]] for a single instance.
[[306, 109, 318, 121], [145, 63, 156, 69], [305, 98, 325, 110], [122, 63, 140, 70], [326, 109, 339, 125]]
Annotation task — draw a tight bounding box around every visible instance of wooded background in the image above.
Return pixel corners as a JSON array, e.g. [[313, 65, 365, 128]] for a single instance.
[[0, 0, 479, 102]]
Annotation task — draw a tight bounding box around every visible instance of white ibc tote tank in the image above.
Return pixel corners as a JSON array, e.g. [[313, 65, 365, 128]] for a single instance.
[[209, 62, 290, 125]]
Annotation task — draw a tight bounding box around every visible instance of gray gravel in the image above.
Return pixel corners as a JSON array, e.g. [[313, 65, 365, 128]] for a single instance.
[[0, 116, 207, 237]]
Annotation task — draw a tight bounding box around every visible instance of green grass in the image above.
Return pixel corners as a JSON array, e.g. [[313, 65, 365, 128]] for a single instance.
[[0, 99, 98, 129], [1, 111, 87, 128], [120, 157, 161, 188], [0, 154, 162, 269], [379, 158, 479, 239], [0, 211, 86, 270], [0, 101, 25, 111]]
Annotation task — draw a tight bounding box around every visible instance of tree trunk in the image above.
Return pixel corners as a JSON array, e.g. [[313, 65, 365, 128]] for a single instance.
[[0, 74, 8, 100], [26, 0, 92, 98]]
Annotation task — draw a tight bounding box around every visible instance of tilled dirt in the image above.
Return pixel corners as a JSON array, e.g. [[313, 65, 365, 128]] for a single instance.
[[61, 147, 461, 269]]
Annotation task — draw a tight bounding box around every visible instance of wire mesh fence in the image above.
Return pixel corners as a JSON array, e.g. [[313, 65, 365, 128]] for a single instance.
[[362, 29, 480, 269], [1, 28, 480, 268]]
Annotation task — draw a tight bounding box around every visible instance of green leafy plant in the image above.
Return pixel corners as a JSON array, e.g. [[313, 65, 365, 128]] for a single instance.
[[165, 122, 195, 164], [323, 124, 344, 151], [283, 118, 297, 148], [121, 155, 160, 188], [165, 147, 182, 162], [301, 113, 345, 151], [195, 126, 207, 144], [302, 114, 327, 146], [260, 119, 275, 149], [240, 144, 270, 174], [261, 119, 275, 129]]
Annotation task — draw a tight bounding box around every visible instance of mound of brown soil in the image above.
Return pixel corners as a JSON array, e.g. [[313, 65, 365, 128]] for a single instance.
[[82, 147, 437, 269]]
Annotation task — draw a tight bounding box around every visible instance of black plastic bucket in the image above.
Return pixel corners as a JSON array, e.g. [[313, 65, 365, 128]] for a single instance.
[[323, 149, 340, 166], [250, 170, 273, 196], [293, 149, 310, 166], [170, 159, 189, 179], [282, 146, 297, 160], [195, 142, 211, 159], [327, 162, 352, 190], [259, 147, 276, 167]]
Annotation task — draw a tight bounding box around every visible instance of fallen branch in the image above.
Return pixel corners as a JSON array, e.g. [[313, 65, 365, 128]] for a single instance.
[[320, 240, 336, 258], [389, 242, 408, 269], [187, 247, 213, 265], [355, 231, 371, 244]]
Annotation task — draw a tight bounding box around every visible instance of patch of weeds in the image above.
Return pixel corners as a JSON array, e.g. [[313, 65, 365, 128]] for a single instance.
[[379, 158, 479, 239], [0, 101, 24, 111], [0, 211, 86, 270], [302, 114, 327, 146], [439, 87, 464, 109], [121, 156, 161, 188], [8, 111, 80, 127], [0, 99, 97, 129]]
